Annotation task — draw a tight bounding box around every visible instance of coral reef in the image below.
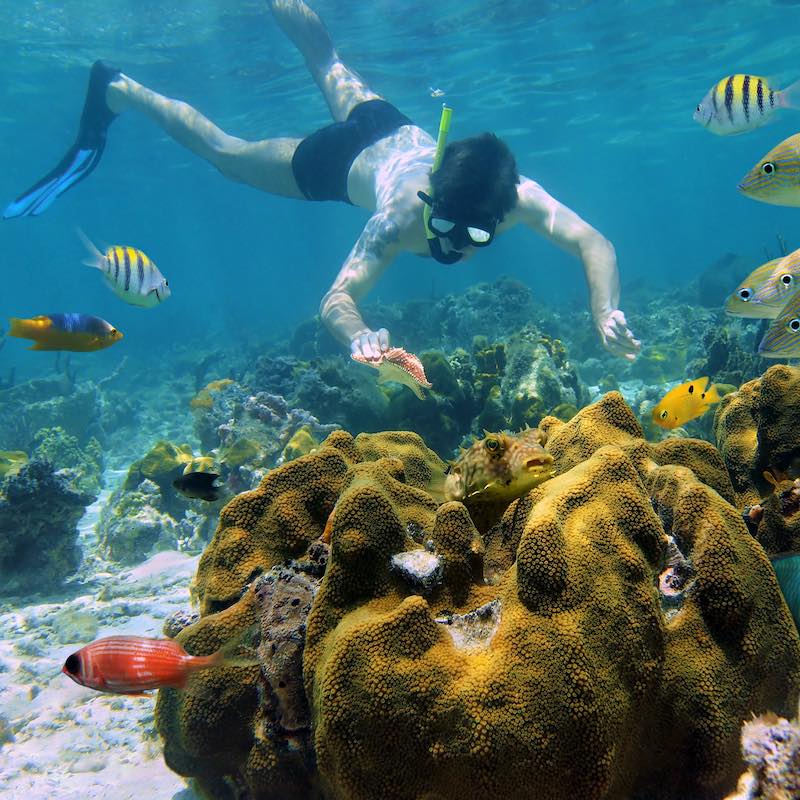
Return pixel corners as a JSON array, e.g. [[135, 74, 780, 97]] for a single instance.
[[724, 699, 800, 800], [155, 389, 800, 799], [0, 459, 95, 596], [31, 426, 104, 495]]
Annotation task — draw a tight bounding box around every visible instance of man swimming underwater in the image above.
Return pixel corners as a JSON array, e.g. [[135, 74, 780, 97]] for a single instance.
[[4, 0, 640, 363]]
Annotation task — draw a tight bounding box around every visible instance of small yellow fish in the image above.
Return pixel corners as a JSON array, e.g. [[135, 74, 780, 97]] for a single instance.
[[694, 75, 799, 136], [8, 313, 123, 352], [79, 230, 171, 308], [738, 133, 800, 206], [651, 377, 721, 430], [758, 288, 800, 358], [725, 252, 800, 318]]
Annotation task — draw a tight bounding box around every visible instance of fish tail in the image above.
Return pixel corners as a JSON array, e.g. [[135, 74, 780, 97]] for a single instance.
[[8, 317, 27, 338], [779, 79, 800, 109], [703, 382, 722, 404], [76, 227, 105, 270], [186, 624, 260, 675]]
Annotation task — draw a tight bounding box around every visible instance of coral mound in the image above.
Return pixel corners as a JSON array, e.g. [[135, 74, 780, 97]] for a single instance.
[[156, 392, 800, 800]]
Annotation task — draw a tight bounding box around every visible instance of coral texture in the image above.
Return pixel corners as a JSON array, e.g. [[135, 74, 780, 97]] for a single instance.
[[156, 393, 800, 800]]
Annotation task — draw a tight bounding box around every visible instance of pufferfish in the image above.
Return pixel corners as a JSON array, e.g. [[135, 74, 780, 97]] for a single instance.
[[651, 377, 721, 430], [436, 428, 555, 533]]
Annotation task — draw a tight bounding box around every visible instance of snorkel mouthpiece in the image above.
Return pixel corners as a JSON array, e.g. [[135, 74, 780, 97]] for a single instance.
[[423, 104, 462, 265]]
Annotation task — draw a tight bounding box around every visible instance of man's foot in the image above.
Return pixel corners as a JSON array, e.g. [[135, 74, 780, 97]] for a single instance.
[[268, 0, 336, 71], [3, 60, 121, 218]]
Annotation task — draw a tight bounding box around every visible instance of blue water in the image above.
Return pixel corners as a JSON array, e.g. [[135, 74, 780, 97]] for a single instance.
[[2, 0, 800, 383]]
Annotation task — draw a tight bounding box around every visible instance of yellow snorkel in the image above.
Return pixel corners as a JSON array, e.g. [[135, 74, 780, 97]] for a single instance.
[[419, 104, 462, 264], [424, 104, 452, 240]]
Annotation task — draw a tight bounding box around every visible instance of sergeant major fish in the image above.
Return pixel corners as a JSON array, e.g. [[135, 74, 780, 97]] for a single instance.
[[694, 74, 800, 136], [738, 133, 800, 206], [725, 252, 800, 318], [79, 230, 170, 308], [8, 313, 123, 352]]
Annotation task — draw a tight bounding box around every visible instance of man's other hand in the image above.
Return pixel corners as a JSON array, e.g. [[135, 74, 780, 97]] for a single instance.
[[350, 327, 390, 361], [597, 309, 641, 362]]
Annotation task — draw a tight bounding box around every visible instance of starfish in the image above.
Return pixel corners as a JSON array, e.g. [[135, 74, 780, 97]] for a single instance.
[[351, 347, 432, 399]]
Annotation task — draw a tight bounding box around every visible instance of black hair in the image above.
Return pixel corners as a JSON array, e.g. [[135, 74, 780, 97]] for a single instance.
[[429, 133, 519, 223]]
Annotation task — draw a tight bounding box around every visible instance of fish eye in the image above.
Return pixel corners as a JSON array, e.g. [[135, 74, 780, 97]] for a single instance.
[[738, 287, 752, 301], [65, 653, 80, 674], [695, 104, 700, 112], [110, 328, 117, 335], [761, 161, 776, 175], [165, 280, 169, 286], [781, 274, 793, 286], [788, 318, 800, 332], [660, 409, 669, 420], [485, 438, 499, 451]]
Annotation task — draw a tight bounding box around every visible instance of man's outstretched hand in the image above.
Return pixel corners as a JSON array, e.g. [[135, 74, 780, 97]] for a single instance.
[[350, 327, 390, 361], [596, 309, 641, 362]]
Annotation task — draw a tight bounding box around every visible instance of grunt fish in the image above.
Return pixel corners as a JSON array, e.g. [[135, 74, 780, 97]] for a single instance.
[[757, 287, 800, 358], [738, 133, 800, 206], [724, 255, 799, 319]]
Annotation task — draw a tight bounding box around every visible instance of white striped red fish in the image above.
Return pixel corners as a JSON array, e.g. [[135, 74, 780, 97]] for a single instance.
[[62, 635, 224, 694], [78, 230, 171, 308], [694, 74, 799, 135]]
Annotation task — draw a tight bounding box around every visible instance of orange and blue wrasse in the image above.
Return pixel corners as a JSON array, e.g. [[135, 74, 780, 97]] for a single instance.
[[78, 230, 170, 308], [694, 75, 799, 136], [8, 313, 123, 352], [725, 251, 800, 319], [757, 288, 800, 358], [62, 635, 227, 694], [651, 377, 721, 430], [738, 133, 800, 206]]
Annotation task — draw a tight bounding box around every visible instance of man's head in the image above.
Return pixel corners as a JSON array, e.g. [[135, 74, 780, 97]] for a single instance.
[[425, 133, 519, 260]]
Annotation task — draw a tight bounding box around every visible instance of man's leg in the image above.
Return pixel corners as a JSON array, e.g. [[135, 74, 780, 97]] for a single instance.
[[268, 0, 381, 122], [107, 75, 305, 198]]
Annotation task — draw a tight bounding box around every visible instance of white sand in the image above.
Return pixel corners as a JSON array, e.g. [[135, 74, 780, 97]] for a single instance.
[[0, 495, 203, 800]]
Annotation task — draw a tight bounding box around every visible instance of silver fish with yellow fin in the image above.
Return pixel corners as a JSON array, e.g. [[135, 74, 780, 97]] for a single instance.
[[758, 288, 800, 358], [738, 133, 800, 206], [694, 74, 799, 136], [79, 230, 171, 308], [725, 251, 800, 318], [651, 377, 721, 430]]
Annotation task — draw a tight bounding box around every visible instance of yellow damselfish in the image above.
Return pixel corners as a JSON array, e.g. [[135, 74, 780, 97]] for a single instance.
[[651, 377, 721, 430]]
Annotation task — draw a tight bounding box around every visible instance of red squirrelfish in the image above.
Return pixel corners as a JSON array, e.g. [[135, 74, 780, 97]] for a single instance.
[[62, 635, 225, 694]]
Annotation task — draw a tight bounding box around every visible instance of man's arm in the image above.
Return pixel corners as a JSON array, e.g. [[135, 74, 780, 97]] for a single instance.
[[319, 211, 402, 359], [513, 177, 640, 361]]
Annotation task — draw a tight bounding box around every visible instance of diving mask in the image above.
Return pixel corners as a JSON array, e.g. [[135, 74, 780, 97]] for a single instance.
[[418, 190, 497, 248]]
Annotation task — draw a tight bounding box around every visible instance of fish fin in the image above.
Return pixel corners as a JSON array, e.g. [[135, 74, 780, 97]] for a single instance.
[[7, 317, 26, 338], [189, 624, 260, 673], [425, 465, 450, 504], [779, 78, 800, 109], [77, 228, 105, 269], [3, 61, 119, 219]]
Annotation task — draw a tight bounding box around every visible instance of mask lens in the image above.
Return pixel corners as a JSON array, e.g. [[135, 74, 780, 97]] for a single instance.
[[467, 226, 491, 244], [430, 217, 455, 234]]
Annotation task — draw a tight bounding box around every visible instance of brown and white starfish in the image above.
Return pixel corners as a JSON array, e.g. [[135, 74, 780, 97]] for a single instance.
[[351, 347, 432, 399]]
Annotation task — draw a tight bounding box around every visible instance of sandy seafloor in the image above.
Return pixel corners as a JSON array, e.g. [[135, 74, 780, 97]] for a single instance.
[[0, 475, 201, 800]]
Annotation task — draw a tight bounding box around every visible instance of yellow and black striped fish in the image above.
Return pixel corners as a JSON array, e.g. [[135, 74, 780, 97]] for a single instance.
[[694, 74, 799, 135], [78, 230, 171, 308], [738, 133, 800, 206], [758, 288, 800, 358]]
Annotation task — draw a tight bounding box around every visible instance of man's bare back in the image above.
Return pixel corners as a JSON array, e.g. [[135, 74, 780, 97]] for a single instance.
[[3, 0, 640, 363]]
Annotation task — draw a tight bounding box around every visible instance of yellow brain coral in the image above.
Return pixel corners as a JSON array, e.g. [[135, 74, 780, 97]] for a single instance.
[[156, 392, 800, 800]]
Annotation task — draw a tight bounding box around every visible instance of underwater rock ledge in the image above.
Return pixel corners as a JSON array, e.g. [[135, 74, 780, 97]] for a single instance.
[[154, 383, 800, 800]]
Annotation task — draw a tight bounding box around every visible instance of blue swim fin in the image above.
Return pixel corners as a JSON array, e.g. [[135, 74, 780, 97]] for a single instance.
[[3, 60, 120, 219]]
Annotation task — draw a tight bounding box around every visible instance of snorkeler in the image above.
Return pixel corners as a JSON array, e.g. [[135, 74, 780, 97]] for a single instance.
[[4, 0, 640, 363]]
